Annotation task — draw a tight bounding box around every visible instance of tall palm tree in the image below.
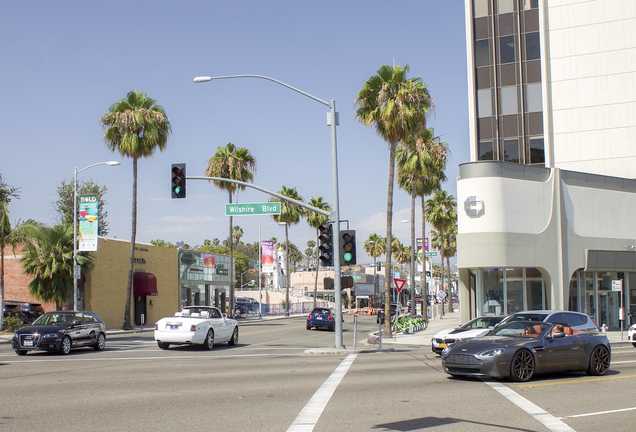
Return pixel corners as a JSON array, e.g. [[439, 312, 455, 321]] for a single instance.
[[270, 186, 304, 315], [21, 224, 94, 310], [364, 233, 385, 307], [101, 90, 171, 329], [397, 127, 449, 316], [232, 225, 244, 247], [205, 142, 257, 318], [355, 64, 433, 335], [306, 196, 331, 307], [426, 190, 457, 314]]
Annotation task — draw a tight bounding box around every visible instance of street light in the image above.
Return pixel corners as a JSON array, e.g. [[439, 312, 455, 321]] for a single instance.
[[259, 222, 286, 319], [73, 161, 120, 311], [194, 74, 344, 348]]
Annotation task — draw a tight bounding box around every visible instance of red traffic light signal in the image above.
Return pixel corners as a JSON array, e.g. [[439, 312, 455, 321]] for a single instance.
[[317, 224, 333, 267]]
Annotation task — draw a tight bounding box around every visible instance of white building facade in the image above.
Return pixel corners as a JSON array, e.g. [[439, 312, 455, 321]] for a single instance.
[[458, 0, 636, 329]]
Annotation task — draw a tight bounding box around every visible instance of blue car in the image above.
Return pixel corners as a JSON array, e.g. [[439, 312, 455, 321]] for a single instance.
[[307, 307, 337, 331]]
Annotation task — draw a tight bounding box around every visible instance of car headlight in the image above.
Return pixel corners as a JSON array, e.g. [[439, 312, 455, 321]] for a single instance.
[[478, 348, 504, 357], [41, 333, 59, 338], [441, 346, 451, 357]]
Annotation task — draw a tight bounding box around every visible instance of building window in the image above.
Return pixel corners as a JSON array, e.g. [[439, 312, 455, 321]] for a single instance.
[[525, 83, 542, 112], [500, 86, 518, 115], [478, 141, 494, 160], [497, 0, 515, 14], [477, 66, 493, 89], [474, 0, 490, 18], [525, 32, 540, 60], [477, 88, 493, 117], [528, 137, 545, 164], [498, 13, 515, 36], [503, 138, 520, 163], [522, 0, 538, 11], [499, 35, 516, 63], [478, 117, 495, 140], [475, 39, 492, 67], [481, 268, 504, 315]]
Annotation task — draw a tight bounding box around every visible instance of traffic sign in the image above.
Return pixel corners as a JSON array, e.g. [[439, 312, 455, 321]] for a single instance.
[[437, 290, 447, 302], [225, 202, 281, 216], [425, 251, 437, 257], [394, 278, 406, 293]]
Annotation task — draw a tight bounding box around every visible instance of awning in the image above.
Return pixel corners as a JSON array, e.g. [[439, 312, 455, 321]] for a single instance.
[[134, 272, 158, 296]]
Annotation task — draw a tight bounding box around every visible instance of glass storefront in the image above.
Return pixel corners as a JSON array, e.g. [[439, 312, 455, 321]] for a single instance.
[[476, 267, 546, 316], [178, 250, 233, 313], [568, 269, 627, 329]]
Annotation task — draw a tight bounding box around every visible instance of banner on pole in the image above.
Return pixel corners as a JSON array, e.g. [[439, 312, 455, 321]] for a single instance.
[[78, 194, 99, 251], [262, 240, 274, 273]]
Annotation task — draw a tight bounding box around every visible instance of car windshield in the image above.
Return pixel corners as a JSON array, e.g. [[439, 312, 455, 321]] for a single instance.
[[488, 321, 550, 337], [504, 313, 549, 324], [32, 313, 72, 326], [312, 308, 331, 315]]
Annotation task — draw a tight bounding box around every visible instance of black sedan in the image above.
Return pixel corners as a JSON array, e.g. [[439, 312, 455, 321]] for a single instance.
[[307, 307, 338, 331], [11, 311, 106, 356], [441, 321, 611, 382]]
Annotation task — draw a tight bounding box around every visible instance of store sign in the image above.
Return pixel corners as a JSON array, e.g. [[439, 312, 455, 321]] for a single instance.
[[611, 280, 623, 292]]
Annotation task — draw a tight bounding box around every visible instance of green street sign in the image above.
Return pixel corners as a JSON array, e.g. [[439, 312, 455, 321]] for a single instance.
[[225, 202, 281, 216], [425, 251, 437, 257], [352, 275, 361, 279]]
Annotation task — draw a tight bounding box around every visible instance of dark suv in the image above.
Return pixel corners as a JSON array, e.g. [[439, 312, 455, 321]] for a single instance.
[[4, 301, 45, 324]]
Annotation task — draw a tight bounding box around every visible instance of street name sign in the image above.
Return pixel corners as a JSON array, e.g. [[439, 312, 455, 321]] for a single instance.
[[425, 251, 437, 257], [225, 202, 281, 216]]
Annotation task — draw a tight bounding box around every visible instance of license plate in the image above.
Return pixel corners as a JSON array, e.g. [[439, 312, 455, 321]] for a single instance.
[[24, 340, 33, 347], [169, 325, 179, 330], [439, 343, 447, 348], [317, 317, 322, 320]]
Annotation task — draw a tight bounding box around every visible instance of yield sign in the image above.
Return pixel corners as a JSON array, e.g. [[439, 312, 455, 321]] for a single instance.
[[394, 278, 406, 293]]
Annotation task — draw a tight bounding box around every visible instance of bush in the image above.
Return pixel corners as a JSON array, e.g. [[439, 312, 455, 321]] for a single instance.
[[3, 316, 21, 331]]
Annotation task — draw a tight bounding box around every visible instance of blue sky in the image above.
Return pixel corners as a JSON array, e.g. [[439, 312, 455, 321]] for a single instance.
[[0, 1, 469, 265]]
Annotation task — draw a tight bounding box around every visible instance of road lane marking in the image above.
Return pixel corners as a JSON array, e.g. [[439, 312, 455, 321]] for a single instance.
[[512, 373, 636, 388], [558, 406, 636, 419], [287, 354, 357, 432], [482, 379, 575, 432]]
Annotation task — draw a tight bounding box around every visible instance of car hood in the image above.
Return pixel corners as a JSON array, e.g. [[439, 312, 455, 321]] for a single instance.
[[447, 328, 490, 339], [15, 324, 71, 335], [447, 335, 541, 355], [432, 328, 455, 339]]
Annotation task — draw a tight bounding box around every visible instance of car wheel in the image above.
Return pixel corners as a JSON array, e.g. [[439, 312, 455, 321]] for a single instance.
[[203, 329, 214, 350], [157, 342, 170, 349], [329, 324, 335, 332], [93, 333, 106, 351], [228, 327, 239, 346], [510, 349, 535, 382], [631, 342, 636, 348], [586, 345, 610, 376], [59, 336, 72, 355], [15, 349, 27, 356], [306, 324, 312, 330]]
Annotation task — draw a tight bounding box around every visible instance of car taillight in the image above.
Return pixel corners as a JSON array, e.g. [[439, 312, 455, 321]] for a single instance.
[[308, 315, 312, 319], [190, 325, 197, 331], [328, 316, 333, 321], [155, 324, 158, 330]]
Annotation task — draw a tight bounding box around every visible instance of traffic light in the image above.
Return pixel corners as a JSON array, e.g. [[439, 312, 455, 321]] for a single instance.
[[340, 230, 357, 265], [323, 277, 334, 290], [317, 224, 333, 267], [171, 163, 186, 198], [341, 276, 353, 288]]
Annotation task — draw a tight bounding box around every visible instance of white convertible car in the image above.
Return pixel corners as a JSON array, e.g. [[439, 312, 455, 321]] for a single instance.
[[154, 306, 239, 350], [431, 315, 505, 354]]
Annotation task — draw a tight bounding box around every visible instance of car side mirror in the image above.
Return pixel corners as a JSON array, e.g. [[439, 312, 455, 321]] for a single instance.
[[222, 313, 228, 319], [551, 332, 566, 339]]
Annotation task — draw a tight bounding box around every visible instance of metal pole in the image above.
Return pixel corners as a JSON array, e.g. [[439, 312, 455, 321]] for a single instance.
[[330, 101, 343, 348]]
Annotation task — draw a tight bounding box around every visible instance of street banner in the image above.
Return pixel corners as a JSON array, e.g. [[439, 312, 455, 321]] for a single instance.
[[262, 240, 274, 273], [78, 194, 98, 251], [416, 238, 429, 262]]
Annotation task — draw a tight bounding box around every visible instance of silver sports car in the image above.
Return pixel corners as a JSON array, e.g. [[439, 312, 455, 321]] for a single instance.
[[441, 320, 611, 382]]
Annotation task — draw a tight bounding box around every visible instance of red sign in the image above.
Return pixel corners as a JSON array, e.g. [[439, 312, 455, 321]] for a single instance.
[[394, 278, 406, 293]]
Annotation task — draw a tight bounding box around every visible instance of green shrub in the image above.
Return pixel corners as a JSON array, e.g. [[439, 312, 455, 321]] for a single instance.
[[3, 316, 21, 331]]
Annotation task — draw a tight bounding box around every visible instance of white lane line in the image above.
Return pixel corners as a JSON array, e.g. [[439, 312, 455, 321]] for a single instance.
[[559, 406, 636, 419], [482, 379, 576, 432], [287, 354, 357, 432]]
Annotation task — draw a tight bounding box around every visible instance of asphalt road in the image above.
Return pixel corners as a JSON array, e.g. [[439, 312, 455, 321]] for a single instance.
[[1, 315, 635, 432]]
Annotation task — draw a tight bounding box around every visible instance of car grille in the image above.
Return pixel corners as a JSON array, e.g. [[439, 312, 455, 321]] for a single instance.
[[445, 338, 457, 344], [447, 366, 481, 374], [19, 333, 40, 348], [445, 354, 482, 365]]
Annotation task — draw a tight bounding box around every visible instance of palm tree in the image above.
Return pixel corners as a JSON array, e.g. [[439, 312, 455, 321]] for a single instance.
[[21, 224, 94, 310], [205, 142, 257, 317], [426, 190, 457, 314], [355, 64, 433, 335], [232, 225, 244, 247], [397, 127, 449, 316], [306, 196, 331, 307], [364, 233, 385, 307], [100, 90, 171, 329], [270, 186, 304, 315]]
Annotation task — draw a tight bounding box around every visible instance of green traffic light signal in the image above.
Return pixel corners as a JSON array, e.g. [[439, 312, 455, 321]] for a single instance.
[[171, 163, 186, 198]]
